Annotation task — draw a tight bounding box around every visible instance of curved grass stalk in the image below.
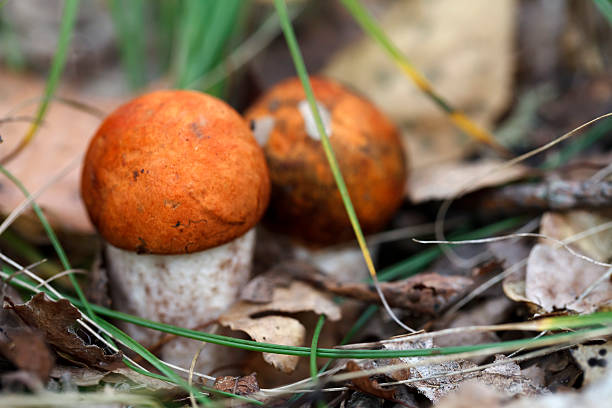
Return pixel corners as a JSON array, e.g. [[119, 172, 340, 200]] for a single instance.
[[273, 0, 416, 333], [1, 0, 80, 164], [339, 0, 508, 155]]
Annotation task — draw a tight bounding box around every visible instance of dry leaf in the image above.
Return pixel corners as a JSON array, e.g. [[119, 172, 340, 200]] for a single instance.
[[0, 69, 119, 236], [346, 361, 397, 401], [240, 270, 292, 304], [384, 339, 541, 403], [0, 283, 55, 380], [0, 327, 54, 381], [213, 372, 260, 396], [525, 244, 611, 313], [408, 160, 529, 203], [219, 281, 341, 373], [50, 365, 179, 392], [435, 297, 514, 349], [570, 342, 611, 387], [6, 293, 123, 370], [324, 0, 514, 170], [540, 211, 612, 263], [304, 270, 472, 316]]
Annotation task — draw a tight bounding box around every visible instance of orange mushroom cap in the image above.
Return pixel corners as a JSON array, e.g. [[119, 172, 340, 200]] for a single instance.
[[81, 90, 270, 255], [245, 76, 407, 246]]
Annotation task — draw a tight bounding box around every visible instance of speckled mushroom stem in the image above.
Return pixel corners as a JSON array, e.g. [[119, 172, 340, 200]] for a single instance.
[[105, 229, 255, 373]]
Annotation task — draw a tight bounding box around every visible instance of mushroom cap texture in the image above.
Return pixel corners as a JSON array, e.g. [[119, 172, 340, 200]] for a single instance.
[[81, 90, 270, 254], [245, 76, 407, 246]]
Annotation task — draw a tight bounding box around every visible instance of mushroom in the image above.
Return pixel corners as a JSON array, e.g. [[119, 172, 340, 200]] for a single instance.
[[81, 90, 270, 371], [245, 76, 406, 281]]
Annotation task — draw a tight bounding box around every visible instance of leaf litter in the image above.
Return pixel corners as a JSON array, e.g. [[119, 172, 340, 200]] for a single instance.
[[379, 338, 543, 403], [4, 293, 123, 371], [1, 1, 611, 406], [220, 280, 341, 373]]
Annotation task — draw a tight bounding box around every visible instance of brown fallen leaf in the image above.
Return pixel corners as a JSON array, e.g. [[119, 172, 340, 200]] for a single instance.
[[0, 283, 55, 380], [213, 372, 260, 396], [346, 361, 397, 401], [324, 0, 515, 171], [540, 211, 612, 263], [0, 327, 54, 381], [240, 270, 292, 304], [0, 69, 119, 238], [6, 293, 123, 371], [407, 160, 530, 203], [220, 281, 341, 373], [525, 244, 611, 313], [307, 271, 472, 316]]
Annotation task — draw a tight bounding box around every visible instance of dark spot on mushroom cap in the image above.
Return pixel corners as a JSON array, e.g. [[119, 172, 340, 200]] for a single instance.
[[80, 90, 270, 254], [190, 121, 209, 139], [599, 349, 607, 356], [136, 237, 150, 254]]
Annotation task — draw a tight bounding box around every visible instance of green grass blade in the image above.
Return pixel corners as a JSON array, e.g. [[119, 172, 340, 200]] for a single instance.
[[154, 0, 181, 71], [594, 0, 612, 24], [172, 0, 211, 87], [173, 0, 244, 94], [3, 268, 611, 360], [310, 315, 326, 380], [96, 320, 215, 407], [185, 1, 242, 91], [1, 0, 80, 164], [0, 14, 25, 69], [273, 0, 380, 288], [378, 216, 525, 281], [108, 0, 147, 90], [0, 164, 95, 320]]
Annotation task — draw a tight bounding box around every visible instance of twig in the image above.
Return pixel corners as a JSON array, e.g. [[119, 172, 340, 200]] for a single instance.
[[478, 180, 612, 212]]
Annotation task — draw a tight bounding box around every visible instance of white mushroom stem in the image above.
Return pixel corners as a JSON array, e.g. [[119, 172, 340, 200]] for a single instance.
[[105, 228, 255, 374]]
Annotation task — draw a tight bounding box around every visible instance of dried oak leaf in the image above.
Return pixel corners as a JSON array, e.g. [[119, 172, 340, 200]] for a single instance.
[[346, 361, 397, 401], [525, 244, 611, 313], [6, 293, 123, 370], [213, 372, 260, 396], [220, 281, 341, 373]]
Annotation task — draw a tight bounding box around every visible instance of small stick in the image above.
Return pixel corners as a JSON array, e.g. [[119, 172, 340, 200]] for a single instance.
[[478, 180, 612, 212]]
